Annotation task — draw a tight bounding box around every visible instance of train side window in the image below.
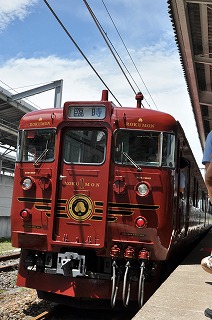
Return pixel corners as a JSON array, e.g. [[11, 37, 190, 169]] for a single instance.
[[192, 177, 196, 206], [161, 133, 175, 167], [192, 177, 199, 208], [196, 181, 199, 208], [202, 191, 206, 212]]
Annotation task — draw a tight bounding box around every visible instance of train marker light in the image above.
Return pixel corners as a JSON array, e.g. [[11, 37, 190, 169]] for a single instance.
[[136, 182, 150, 197], [113, 179, 127, 194], [38, 176, 51, 190], [20, 209, 31, 221], [135, 216, 147, 228], [21, 177, 35, 190]]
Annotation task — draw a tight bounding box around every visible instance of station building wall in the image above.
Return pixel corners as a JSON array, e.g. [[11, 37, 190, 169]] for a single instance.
[[0, 174, 14, 239]]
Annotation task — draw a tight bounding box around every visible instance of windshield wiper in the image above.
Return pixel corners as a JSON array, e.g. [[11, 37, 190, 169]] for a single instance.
[[34, 148, 49, 166], [122, 152, 142, 171]]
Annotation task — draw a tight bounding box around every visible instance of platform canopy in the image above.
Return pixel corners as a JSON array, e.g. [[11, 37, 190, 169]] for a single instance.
[[168, 0, 212, 150], [0, 85, 37, 174], [0, 80, 63, 174]]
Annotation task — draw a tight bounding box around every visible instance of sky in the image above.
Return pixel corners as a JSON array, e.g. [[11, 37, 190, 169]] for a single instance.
[[0, 0, 204, 170]]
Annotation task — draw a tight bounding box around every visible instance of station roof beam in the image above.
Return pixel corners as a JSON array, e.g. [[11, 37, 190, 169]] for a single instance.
[[168, 0, 212, 149]]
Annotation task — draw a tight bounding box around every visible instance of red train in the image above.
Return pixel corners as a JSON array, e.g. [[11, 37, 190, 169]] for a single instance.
[[11, 90, 212, 308]]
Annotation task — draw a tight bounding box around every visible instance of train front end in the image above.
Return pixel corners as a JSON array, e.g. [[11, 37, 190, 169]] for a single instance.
[[11, 91, 178, 308]]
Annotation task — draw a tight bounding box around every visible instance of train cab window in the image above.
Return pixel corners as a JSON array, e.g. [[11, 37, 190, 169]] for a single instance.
[[17, 129, 56, 163], [161, 133, 175, 167], [114, 130, 175, 168], [63, 129, 106, 165]]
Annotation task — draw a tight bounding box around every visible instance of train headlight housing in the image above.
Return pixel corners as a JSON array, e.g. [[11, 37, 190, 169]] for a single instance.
[[21, 177, 35, 190], [136, 182, 151, 197]]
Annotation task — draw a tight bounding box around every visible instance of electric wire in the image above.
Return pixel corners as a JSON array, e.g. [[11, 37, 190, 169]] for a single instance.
[[83, 0, 147, 108], [83, 0, 137, 95], [43, 0, 123, 107], [101, 0, 141, 94], [0, 80, 41, 109], [13, 82, 51, 90], [101, 0, 158, 110]]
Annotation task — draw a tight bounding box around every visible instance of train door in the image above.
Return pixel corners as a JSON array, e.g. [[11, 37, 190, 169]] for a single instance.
[[53, 127, 111, 248], [177, 157, 190, 236]]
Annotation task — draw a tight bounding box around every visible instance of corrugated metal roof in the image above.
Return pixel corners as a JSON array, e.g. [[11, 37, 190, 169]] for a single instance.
[[0, 85, 37, 173], [0, 80, 62, 174], [168, 0, 212, 149]]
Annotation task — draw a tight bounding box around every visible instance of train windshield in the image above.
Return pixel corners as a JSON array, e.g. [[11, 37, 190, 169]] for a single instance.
[[17, 129, 56, 163], [63, 129, 106, 165], [114, 130, 175, 168]]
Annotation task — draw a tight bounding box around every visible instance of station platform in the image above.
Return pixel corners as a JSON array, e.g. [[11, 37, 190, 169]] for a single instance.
[[133, 228, 212, 320]]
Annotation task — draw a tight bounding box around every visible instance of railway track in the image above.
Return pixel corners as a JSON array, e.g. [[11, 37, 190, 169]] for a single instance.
[[0, 251, 136, 319], [0, 252, 20, 261], [0, 252, 20, 271]]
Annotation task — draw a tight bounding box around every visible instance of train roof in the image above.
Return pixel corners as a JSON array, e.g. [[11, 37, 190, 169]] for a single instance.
[[113, 106, 177, 132], [20, 101, 177, 133]]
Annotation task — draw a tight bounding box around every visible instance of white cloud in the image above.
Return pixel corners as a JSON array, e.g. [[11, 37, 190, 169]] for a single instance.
[[0, 41, 204, 168], [0, 0, 204, 172], [0, 0, 38, 31]]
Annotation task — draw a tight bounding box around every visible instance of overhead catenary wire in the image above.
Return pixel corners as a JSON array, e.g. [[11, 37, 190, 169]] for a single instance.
[[83, 0, 151, 109], [83, 0, 137, 96], [101, 0, 141, 94], [43, 0, 123, 107], [101, 0, 158, 110]]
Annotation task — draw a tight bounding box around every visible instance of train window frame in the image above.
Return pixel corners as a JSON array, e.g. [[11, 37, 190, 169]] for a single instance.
[[16, 128, 56, 163], [113, 129, 175, 168], [63, 128, 107, 165]]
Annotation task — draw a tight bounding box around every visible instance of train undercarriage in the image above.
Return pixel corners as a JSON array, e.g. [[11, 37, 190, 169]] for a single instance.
[[18, 248, 158, 308]]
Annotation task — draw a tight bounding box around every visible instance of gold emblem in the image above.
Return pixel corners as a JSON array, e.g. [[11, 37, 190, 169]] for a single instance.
[[68, 194, 93, 221]]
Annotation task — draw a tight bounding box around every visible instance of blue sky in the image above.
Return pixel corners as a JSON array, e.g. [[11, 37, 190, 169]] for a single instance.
[[0, 1, 173, 59], [0, 0, 204, 169]]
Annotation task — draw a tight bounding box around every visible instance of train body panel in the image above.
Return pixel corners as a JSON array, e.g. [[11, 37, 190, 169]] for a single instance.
[[11, 91, 212, 308], [107, 167, 174, 261]]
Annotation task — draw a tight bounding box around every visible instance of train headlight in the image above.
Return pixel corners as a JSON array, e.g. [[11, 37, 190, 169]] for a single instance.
[[21, 177, 35, 190], [136, 182, 151, 197]]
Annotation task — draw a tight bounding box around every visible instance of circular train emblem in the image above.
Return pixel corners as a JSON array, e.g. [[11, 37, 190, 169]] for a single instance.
[[68, 194, 93, 221]]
